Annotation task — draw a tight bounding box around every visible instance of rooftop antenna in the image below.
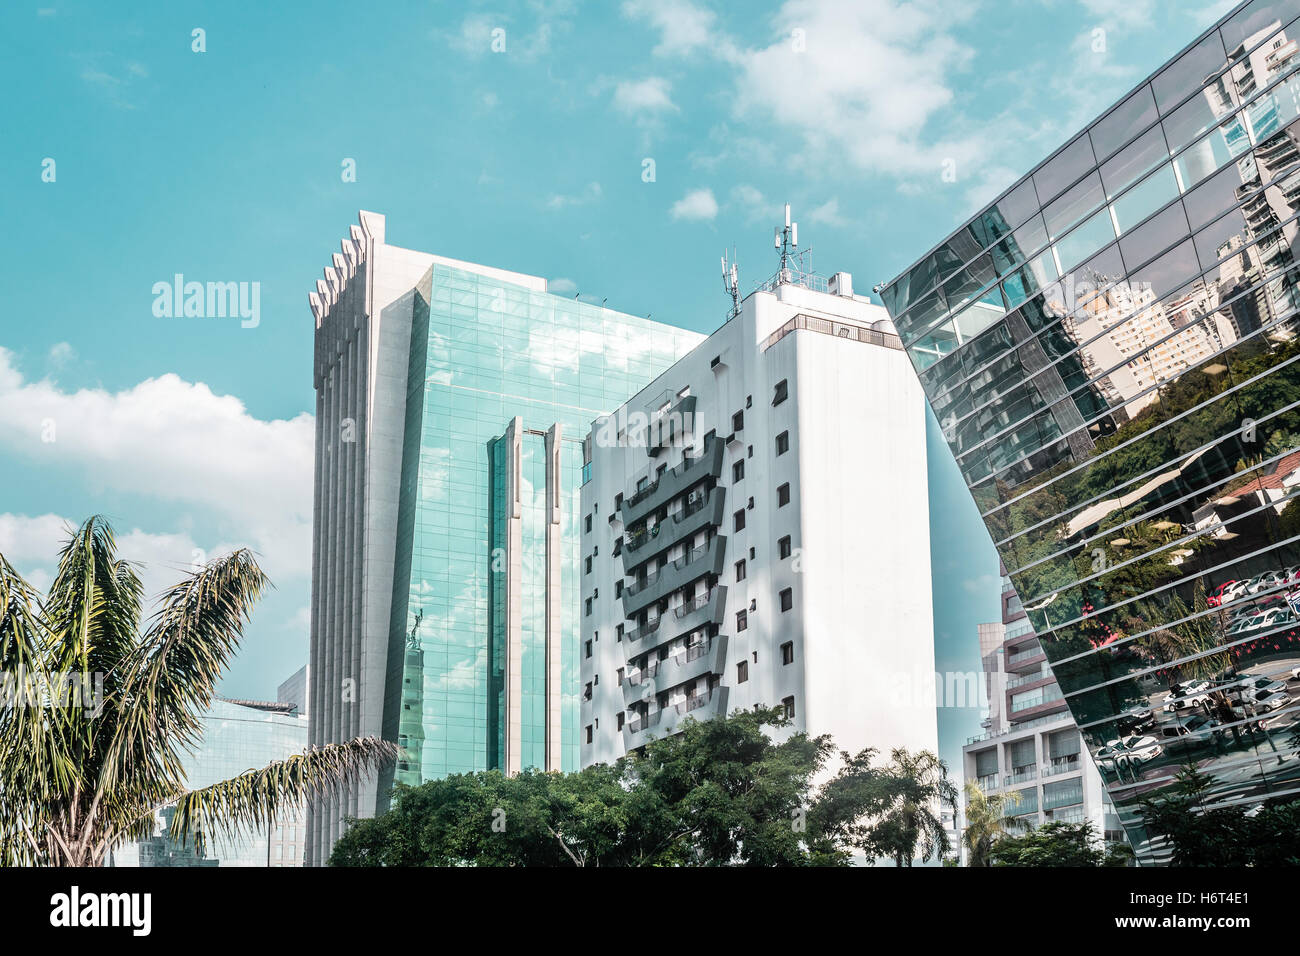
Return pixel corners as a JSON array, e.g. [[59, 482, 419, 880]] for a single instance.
[[773, 202, 811, 287], [721, 246, 740, 320]]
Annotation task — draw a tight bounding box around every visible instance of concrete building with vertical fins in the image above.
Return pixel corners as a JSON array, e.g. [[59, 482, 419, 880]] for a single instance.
[[305, 211, 702, 864]]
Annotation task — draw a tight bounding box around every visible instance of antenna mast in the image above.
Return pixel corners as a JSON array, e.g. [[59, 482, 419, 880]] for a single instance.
[[721, 247, 740, 320], [770, 202, 813, 288]]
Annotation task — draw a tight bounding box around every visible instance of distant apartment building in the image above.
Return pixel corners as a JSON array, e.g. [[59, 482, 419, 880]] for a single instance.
[[306, 211, 702, 863], [962, 567, 1125, 846], [579, 231, 937, 767]]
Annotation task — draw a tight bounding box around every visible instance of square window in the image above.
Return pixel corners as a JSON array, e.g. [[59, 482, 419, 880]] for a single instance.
[[732, 410, 744, 431], [737, 660, 749, 683], [781, 641, 794, 665], [777, 483, 790, 507], [776, 431, 789, 456], [736, 610, 748, 632], [773, 379, 788, 405], [780, 588, 793, 612], [732, 460, 745, 482], [735, 559, 747, 582], [779, 535, 792, 559], [733, 509, 746, 532], [782, 696, 795, 719]]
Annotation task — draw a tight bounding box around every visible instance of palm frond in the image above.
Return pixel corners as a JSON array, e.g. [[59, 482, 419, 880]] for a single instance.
[[169, 736, 399, 841]]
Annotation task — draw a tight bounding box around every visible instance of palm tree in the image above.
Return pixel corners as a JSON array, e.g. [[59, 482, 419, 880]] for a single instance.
[[962, 780, 1021, 867], [0, 516, 396, 866], [873, 748, 959, 867]]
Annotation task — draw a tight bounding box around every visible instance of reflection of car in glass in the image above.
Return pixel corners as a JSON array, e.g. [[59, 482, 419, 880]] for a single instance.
[[1249, 690, 1291, 713], [1117, 709, 1156, 734], [1163, 680, 1213, 712], [1209, 581, 1244, 607], [1249, 570, 1290, 594], [1238, 676, 1288, 700], [1097, 735, 1163, 765], [1227, 614, 1266, 636], [1291, 666, 1300, 681], [1159, 714, 1224, 744]]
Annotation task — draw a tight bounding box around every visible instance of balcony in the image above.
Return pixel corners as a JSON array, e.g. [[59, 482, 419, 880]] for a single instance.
[[1004, 765, 1037, 786], [622, 535, 727, 618], [648, 394, 697, 458], [975, 772, 999, 791], [623, 686, 730, 750], [623, 488, 727, 567], [1006, 666, 1049, 690], [623, 635, 729, 707], [621, 437, 723, 527], [1043, 756, 1081, 778], [1007, 644, 1044, 667], [622, 587, 728, 661]]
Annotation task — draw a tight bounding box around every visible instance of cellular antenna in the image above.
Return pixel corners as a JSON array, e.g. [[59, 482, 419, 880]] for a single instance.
[[722, 247, 740, 320], [774, 202, 808, 285]]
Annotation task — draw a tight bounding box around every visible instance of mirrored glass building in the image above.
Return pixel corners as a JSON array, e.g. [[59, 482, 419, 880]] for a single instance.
[[884, 0, 1300, 862]]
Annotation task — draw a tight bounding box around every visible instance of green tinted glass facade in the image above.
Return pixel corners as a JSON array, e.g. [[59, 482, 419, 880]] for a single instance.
[[383, 263, 700, 788]]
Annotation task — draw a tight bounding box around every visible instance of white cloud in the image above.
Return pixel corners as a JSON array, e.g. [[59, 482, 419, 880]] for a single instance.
[[670, 188, 719, 222], [613, 77, 679, 116], [807, 197, 845, 226], [622, 0, 735, 59], [0, 511, 210, 605], [0, 348, 313, 583], [546, 181, 603, 209], [1078, 0, 1157, 29], [547, 277, 578, 296], [47, 342, 75, 368], [625, 0, 995, 189]]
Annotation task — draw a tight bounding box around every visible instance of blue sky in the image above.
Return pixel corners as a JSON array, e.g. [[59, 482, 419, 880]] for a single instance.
[[0, 0, 1242, 770]]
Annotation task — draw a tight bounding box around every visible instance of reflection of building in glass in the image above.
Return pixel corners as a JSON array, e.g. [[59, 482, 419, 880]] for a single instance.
[[306, 211, 702, 864], [580, 261, 937, 776], [961, 566, 1125, 861], [885, 0, 1300, 863], [112, 695, 309, 867]]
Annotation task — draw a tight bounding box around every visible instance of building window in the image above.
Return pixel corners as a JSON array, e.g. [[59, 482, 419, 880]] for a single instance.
[[586, 724, 593, 744], [585, 640, 592, 659], [736, 609, 748, 632], [779, 535, 792, 559], [615, 580, 624, 598], [776, 431, 789, 456], [616, 623, 624, 641], [781, 641, 794, 665], [585, 555, 592, 574], [585, 597, 592, 616], [735, 559, 747, 582], [782, 696, 795, 719], [777, 483, 790, 507], [732, 410, 744, 432], [733, 509, 746, 532], [584, 513, 592, 533], [773, 379, 788, 405], [617, 667, 625, 685], [737, 660, 749, 683], [732, 460, 745, 482], [780, 588, 793, 612], [616, 712, 625, 731]]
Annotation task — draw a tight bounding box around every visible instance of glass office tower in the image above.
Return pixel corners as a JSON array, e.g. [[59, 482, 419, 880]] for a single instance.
[[883, 0, 1300, 861], [386, 263, 700, 780], [307, 211, 701, 862]]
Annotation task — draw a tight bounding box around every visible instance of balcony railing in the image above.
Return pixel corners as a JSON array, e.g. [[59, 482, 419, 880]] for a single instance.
[[1006, 667, 1049, 690], [623, 618, 662, 644], [1004, 766, 1037, 786], [1007, 645, 1044, 666], [1043, 756, 1081, 777], [975, 772, 999, 791]]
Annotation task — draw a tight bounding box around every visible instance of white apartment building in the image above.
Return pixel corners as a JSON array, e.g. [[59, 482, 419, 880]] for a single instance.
[[961, 572, 1125, 849], [579, 261, 938, 767]]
